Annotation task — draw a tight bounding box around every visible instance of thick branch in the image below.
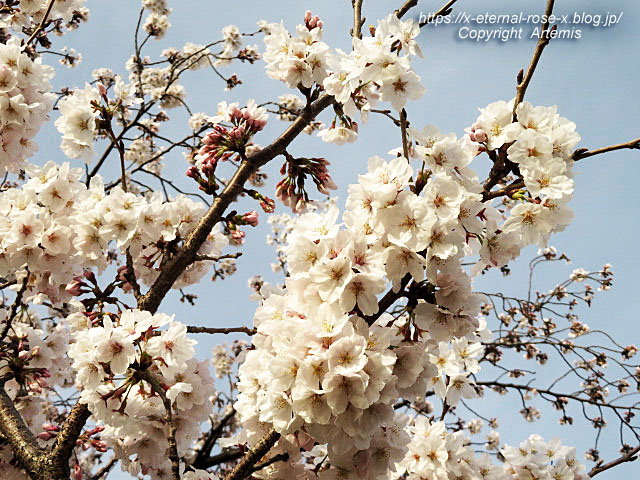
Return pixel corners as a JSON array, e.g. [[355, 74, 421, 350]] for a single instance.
[[137, 94, 334, 314], [191, 409, 236, 469], [223, 429, 281, 480], [0, 388, 45, 475], [51, 402, 91, 464], [573, 138, 640, 161]]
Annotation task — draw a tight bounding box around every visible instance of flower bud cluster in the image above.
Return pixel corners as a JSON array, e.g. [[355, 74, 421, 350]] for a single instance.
[[189, 100, 268, 193]]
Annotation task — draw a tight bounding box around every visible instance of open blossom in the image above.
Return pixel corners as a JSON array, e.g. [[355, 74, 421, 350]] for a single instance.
[[55, 84, 100, 161]]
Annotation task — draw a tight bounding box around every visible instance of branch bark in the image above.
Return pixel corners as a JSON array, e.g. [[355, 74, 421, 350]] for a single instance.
[[511, 0, 556, 120], [223, 429, 281, 480], [588, 445, 640, 477], [137, 93, 334, 315], [573, 137, 640, 161]]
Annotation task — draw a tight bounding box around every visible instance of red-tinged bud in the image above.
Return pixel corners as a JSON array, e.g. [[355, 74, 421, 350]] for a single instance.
[[259, 197, 275, 213], [241, 211, 259, 227], [73, 464, 83, 480], [65, 280, 84, 296], [83, 270, 97, 283], [231, 230, 245, 246], [186, 166, 201, 179], [37, 432, 55, 441], [96, 82, 108, 99], [201, 163, 215, 178]]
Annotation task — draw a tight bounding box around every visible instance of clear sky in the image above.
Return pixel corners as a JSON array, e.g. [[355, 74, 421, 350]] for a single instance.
[[36, 1, 640, 478]]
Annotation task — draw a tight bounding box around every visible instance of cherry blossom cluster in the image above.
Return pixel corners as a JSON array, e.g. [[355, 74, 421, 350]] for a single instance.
[[0, 161, 229, 304], [68, 309, 216, 479], [262, 12, 425, 145], [470, 99, 579, 247], [54, 77, 140, 161], [0, 0, 88, 35], [398, 419, 586, 480], [233, 93, 582, 476], [0, 38, 55, 172]]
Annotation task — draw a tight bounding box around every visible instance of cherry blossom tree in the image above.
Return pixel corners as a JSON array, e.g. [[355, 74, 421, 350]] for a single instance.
[[0, 1, 637, 480]]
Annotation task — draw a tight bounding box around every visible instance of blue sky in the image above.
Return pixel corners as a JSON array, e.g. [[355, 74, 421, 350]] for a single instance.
[[35, 0, 640, 478]]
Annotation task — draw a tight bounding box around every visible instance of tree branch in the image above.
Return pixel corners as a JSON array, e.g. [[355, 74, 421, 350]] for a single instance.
[[223, 429, 281, 480], [588, 445, 640, 477], [512, 0, 556, 120], [352, 0, 365, 39], [136, 93, 334, 315], [0, 388, 45, 476], [419, 0, 459, 27], [573, 137, 640, 161], [395, 0, 418, 20], [187, 326, 256, 335]]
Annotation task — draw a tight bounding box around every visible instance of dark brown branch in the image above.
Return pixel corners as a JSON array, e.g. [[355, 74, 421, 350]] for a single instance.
[[89, 458, 118, 480], [51, 401, 91, 463], [198, 447, 243, 470], [364, 273, 412, 325], [187, 326, 256, 335], [419, 0, 460, 27], [249, 452, 289, 474], [588, 445, 640, 477], [483, 180, 525, 201], [192, 409, 236, 469], [395, 0, 418, 20], [0, 272, 29, 343], [223, 429, 281, 480], [400, 108, 410, 159], [0, 388, 45, 476], [512, 0, 556, 120], [136, 94, 334, 315], [573, 138, 640, 161]]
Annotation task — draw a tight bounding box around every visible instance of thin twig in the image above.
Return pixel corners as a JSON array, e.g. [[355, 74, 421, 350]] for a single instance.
[[419, 0, 460, 27], [89, 458, 117, 480], [0, 272, 29, 343], [511, 0, 556, 120], [573, 138, 640, 161]]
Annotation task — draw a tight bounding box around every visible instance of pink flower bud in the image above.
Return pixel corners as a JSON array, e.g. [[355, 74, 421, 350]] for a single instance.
[[473, 128, 487, 143], [231, 230, 245, 246], [241, 211, 259, 227]]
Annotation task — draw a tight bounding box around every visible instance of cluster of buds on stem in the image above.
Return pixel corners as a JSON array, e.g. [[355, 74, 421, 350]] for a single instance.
[[275, 153, 337, 212], [189, 100, 268, 194], [304, 10, 324, 30]]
